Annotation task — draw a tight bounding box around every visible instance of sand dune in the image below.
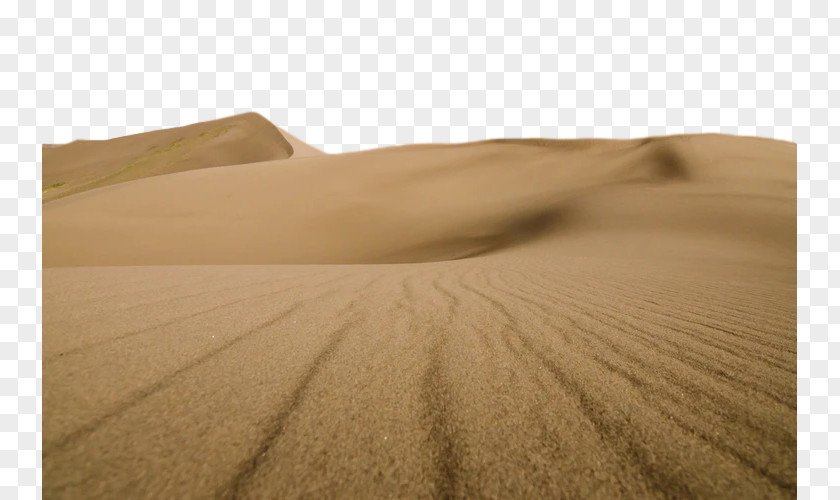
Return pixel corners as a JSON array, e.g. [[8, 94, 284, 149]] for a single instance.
[[43, 114, 795, 498], [44, 133, 793, 267], [42, 112, 294, 202]]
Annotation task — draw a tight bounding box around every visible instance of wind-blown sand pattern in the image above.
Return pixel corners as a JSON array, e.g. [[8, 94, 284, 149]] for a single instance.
[[44, 114, 795, 499]]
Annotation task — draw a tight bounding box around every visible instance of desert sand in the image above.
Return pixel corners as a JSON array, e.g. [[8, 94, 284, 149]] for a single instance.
[[43, 113, 795, 498]]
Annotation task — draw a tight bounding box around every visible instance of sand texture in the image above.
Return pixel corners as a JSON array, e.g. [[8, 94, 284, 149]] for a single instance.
[[44, 114, 795, 499], [42, 113, 297, 202]]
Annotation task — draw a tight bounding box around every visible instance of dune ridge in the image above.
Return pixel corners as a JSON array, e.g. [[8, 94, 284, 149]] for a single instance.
[[42, 112, 297, 202], [43, 114, 796, 498], [44, 131, 793, 267]]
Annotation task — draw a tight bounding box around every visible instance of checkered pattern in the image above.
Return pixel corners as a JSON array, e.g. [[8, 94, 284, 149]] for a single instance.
[[2, 0, 835, 497]]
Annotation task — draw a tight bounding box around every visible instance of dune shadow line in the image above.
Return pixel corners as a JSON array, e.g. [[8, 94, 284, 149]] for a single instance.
[[219, 310, 363, 498]]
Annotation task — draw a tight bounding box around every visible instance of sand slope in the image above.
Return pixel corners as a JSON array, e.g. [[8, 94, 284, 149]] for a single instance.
[[43, 117, 796, 498], [44, 133, 793, 267], [42, 112, 294, 202]]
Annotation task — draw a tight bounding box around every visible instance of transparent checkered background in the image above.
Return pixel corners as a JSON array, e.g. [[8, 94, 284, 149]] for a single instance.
[[2, 0, 835, 498]]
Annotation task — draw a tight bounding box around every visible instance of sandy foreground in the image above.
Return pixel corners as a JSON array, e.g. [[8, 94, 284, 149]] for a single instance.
[[43, 114, 795, 498]]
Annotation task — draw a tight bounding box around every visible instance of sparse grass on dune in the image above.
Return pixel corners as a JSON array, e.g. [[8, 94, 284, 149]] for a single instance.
[[41, 112, 295, 203], [46, 125, 234, 201]]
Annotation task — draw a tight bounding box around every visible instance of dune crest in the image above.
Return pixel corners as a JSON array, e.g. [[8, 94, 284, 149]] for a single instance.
[[276, 126, 325, 158], [44, 131, 794, 267], [42, 112, 294, 202]]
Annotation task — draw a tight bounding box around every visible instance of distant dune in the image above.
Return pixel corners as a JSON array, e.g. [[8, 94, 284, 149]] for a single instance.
[[43, 114, 796, 498], [42, 112, 294, 202], [44, 130, 793, 267]]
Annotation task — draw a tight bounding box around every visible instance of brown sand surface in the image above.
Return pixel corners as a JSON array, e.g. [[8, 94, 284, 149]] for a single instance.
[[42, 112, 293, 202], [44, 133, 793, 267], [43, 115, 795, 498]]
